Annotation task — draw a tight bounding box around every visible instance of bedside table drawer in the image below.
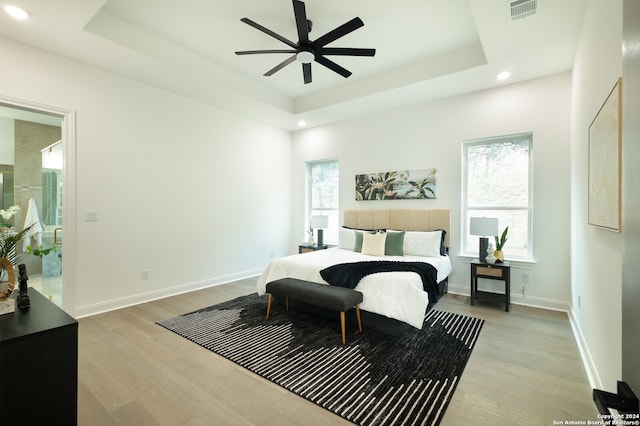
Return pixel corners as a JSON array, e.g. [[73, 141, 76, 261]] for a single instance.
[[476, 266, 504, 278], [298, 244, 331, 254]]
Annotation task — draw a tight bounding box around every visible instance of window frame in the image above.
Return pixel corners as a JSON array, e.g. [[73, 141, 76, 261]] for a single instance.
[[461, 133, 534, 261], [306, 158, 339, 245]]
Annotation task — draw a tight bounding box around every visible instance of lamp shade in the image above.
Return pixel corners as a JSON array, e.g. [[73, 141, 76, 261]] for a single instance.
[[470, 217, 499, 237], [310, 215, 329, 229]]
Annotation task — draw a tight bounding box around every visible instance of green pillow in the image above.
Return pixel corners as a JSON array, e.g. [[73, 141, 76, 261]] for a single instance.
[[354, 230, 374, 252], [384, 230, 405, 256]]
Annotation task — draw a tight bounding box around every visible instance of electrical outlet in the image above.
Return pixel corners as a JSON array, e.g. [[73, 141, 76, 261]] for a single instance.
[[522, 272, 529, 284], [578, 295, 581, 308], [142, 270, 150, 280]]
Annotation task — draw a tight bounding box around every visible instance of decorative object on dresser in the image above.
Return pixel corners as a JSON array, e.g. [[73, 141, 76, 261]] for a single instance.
[[17, 263, 30, 309], [310, 214, 328, 246], [0, 257, 16, 314], [157, 293, 484, 426], [0, 295, 14, 314], [470, 217, 499, 263], [0, 204, 37, 314], [355, 168, 436, 200]]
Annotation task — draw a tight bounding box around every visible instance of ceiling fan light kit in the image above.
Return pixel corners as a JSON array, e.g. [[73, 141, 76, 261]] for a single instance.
[[296, 50, 314, 64], [235, 0, 376, 84]]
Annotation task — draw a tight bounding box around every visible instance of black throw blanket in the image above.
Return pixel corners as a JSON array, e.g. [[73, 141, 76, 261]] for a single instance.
[[320, 261, 441, 306]]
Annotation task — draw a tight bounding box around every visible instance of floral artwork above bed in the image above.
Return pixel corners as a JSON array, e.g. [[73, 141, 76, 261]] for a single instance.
[[355, 168, 436, 200]]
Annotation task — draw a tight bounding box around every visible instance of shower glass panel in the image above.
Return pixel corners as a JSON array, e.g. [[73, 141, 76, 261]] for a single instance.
[[41, 141, 62, 306]]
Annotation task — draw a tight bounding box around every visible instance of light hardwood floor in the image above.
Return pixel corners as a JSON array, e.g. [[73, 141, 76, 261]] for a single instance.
[[78, 278, 599, 425]]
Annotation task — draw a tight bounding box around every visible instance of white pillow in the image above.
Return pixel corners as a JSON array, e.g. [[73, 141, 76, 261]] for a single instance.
[[339, 227, 356, 250], [361, 232, 387, 256], [403, 230, 442, 257]]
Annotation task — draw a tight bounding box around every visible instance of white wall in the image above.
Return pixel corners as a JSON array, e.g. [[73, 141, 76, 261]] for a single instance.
[[570, 0, 623, 391], [292, 72, 573, 309], [0, 36, 292, 317], [621, 0, 640, 394]]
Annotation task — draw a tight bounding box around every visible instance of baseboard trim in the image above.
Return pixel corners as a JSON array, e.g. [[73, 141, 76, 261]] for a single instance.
[[74, 268, 263, 318], [446, 283, 570, 312], [447, 283, 601, 390], [569, 307, 602, 390]]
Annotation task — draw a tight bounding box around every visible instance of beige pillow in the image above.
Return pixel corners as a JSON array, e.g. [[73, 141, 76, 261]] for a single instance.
[[361, 232, 387, 256]]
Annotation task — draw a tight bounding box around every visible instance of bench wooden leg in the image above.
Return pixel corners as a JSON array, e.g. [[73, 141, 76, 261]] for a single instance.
[[266, 294, 273, 320], [355, 304, 362, 332], [285, 297, 289, 312], [340, 311, 346, 345]]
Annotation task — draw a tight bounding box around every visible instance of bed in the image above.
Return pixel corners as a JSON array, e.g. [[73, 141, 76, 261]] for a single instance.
[[257, 208, 452, 335]]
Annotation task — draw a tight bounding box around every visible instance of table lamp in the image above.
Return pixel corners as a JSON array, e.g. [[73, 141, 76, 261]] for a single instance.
[[310, 215, 329, 246], [470, 217, 499, 263]]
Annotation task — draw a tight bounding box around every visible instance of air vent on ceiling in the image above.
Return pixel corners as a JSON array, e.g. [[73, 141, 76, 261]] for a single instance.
[[509, 0, 538, 21]]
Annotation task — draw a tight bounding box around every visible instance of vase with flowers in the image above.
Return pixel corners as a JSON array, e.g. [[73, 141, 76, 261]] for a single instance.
[[493, 226, 509, 263], [0, 205, 20, 231], [0, 205, 36, 301]]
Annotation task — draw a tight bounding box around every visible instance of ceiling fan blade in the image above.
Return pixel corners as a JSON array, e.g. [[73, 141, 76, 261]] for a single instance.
[[240, 17, 298, 49], [293, 0, 309, 45], [235, 50, 297, 55], [312, 17, 364, 48], [314, 56, 352, 78], [302, 63, 312, 84], [264, 55, 297, 76], [318, 47, 376, 57]]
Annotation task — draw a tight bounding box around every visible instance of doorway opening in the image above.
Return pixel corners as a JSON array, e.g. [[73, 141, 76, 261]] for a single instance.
[[0, 97, 75, 312]]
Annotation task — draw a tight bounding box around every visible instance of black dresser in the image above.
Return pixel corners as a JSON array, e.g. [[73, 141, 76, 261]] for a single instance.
[[0, 289, 78, 424]]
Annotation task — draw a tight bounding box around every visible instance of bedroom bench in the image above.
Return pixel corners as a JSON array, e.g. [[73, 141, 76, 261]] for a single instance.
[[265, 278, 363, 345]]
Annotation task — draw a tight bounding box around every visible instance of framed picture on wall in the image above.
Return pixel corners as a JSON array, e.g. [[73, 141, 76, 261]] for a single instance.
[[588, 78, 622, 232], [355, 168, 436, 201]]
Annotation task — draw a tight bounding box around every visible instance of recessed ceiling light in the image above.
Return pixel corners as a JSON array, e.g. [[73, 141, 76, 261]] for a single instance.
[[497, 71, 511, 81], [4, 5, 29, 20], [298, 120, 307, 127]]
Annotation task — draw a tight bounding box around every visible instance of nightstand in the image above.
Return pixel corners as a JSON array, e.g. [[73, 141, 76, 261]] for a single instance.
[[298, 244, 328, 254], [470, 259, 511, 312]]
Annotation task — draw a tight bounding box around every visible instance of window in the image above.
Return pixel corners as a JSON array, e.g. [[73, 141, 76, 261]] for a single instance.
[[462, 133, 533, 260], [307, 159, 339, 244]]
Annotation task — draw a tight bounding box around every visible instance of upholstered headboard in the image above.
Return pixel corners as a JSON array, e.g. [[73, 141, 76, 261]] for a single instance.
[[343, 209, 451, 247]]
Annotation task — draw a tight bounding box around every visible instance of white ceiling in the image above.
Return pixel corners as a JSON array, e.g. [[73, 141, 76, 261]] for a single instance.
[[0, 0, 587, 130]]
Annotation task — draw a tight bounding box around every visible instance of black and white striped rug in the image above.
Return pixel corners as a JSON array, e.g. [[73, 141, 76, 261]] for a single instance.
[[157, 294, 484, 426]]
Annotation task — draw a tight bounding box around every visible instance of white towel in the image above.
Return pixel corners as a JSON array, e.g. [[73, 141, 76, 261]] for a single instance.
[[22, 198, 43, 251]]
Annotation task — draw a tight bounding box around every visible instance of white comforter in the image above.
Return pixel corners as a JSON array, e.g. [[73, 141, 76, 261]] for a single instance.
[[256, 247, 452, 329]]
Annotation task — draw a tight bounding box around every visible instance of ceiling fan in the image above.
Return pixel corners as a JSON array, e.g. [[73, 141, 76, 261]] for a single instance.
[[235, 0, 376, 84]]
